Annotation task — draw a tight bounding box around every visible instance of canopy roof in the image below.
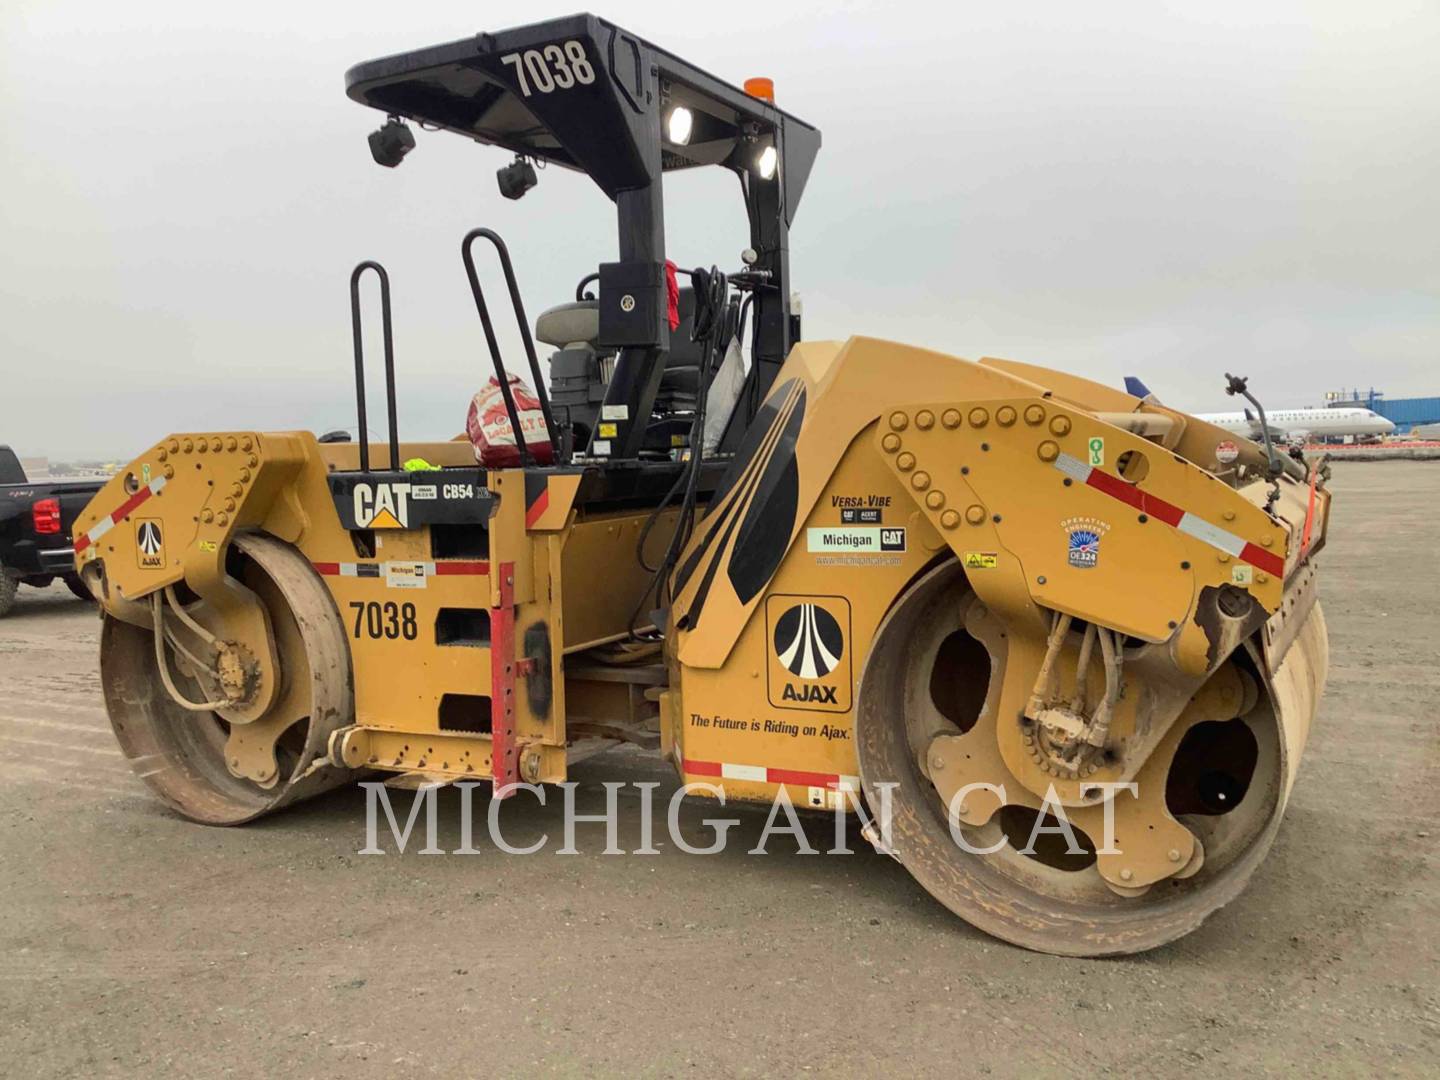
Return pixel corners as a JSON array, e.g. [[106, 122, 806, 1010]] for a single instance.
[[345, 12, 821, 217]]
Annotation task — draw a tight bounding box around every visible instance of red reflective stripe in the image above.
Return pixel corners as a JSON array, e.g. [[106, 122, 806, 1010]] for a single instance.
[[109, 485, 154, 524], [434, 561, 490, 576], [682, 759, 723, 777], [525, 487, 549, 528], [1240, 542, 1285, 577], [1139, 493, 1184, 528], [74, 533, 92, 554], [1084, 467, 1184, 526], [1082, 466, 1143, 511], [767, 767, 845, 789], [312, 562, 341, 576]]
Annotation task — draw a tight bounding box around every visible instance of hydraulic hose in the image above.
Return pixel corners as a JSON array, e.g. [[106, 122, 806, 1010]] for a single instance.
[[629, 266, 730, 636], [150, 593, 228, 712]]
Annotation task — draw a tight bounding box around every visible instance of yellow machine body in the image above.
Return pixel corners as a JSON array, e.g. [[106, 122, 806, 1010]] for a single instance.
[[76, 337, 1323, 794], [77, 336, 1330, 952]]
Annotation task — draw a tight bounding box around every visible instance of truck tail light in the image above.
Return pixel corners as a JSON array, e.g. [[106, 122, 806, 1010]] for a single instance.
[[33, 497, 62, 535]]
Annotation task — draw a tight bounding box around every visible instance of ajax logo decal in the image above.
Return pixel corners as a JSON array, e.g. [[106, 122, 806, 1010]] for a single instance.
[[136, 519, 164, 569], [766, 596, 852, 713], [1062, 516, 1109, 569], [774, 603, 844, 680], [353, 482, 411, 529]]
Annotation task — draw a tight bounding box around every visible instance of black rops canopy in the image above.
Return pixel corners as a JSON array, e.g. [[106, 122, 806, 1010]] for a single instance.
[[345, 13, 822, 461], [344, 12, 821, 221]]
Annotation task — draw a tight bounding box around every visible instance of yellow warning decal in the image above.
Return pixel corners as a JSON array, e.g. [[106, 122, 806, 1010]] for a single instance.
[[963, 551, 999, 570], [598, 422, 618, 438], [368, 507, 404, 529]]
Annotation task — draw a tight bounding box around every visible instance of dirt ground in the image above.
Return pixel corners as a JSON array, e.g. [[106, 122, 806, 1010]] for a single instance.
[[1, 461, 1436, 1077]]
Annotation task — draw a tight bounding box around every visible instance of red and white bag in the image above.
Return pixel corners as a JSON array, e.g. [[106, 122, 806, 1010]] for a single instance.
[[465, 375, 554, 467]]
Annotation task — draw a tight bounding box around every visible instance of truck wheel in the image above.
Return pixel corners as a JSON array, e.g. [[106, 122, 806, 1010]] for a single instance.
[[0, 570, 16, 618], [64, 574, 94, 602]]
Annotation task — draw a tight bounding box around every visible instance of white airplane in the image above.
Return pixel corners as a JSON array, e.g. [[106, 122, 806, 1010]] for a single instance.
[[1195, 404, 1394, 441], [1123, 377, 1394, 441]]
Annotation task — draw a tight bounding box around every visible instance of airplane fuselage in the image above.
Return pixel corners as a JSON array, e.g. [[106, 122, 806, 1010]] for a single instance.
[[1198, 406, 1395, 440]]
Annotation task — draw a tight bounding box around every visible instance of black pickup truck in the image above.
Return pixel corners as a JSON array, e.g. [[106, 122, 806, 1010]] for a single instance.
[[0, 445, 104, 616]]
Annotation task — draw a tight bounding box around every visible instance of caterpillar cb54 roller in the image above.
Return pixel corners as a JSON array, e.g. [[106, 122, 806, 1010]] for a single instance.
[[76, 14, 1330, 955]]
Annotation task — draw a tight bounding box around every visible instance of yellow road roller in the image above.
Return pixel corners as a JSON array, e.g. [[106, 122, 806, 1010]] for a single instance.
[[75, 13, 1330, 955]]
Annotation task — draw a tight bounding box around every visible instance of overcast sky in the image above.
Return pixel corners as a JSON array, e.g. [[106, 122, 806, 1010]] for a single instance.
[[2, 0, 1436, 459]]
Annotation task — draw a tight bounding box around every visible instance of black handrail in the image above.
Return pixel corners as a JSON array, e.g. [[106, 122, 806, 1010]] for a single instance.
[[349, 261, 400, 472], [460, 228, 560, 466]]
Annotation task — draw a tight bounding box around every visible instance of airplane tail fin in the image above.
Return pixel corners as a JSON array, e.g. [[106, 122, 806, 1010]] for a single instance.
[[1123, 376, 1154, 399]]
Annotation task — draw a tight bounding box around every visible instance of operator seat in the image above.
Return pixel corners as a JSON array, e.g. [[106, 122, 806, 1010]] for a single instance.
[[534, 290, 704, 420], [535, 301, 600, 351], [537, 301, 607, 443]]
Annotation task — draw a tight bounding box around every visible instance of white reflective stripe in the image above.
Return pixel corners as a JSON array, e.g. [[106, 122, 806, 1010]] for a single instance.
[[89, 517, 114, 541], [1053, 452, 1092, 484], [1177, 512, 1246, 557], [149, 475, 168, 494], [339, 563, 358, 577], [694, 761, 859, 790], [720, 762, 767, 783]]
